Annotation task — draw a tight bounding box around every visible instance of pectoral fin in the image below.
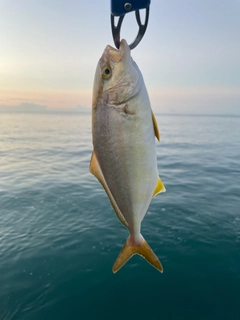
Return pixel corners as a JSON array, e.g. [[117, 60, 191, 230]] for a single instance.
[[90, 151, 129, 228], [152, 111, 160, 141], [152, 176, 166, 198]]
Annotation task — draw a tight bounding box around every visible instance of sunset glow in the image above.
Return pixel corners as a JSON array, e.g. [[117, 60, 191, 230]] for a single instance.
[[0, 0, 239, 114]]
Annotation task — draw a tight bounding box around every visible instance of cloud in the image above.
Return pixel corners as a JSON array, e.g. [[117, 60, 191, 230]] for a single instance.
[[0, 102, 47, 113], [0, 88, 92, 109], [0, 102, 91, 113]]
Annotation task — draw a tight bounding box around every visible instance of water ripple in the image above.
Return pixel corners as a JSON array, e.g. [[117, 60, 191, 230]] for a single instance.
[[0, 113, 240, 319]]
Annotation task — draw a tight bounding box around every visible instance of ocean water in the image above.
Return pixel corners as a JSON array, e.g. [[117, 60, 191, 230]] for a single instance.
[[0, 112, 240, 320]]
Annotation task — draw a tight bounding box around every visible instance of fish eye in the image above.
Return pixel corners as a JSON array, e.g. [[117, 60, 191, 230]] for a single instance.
[[102, 66, 112, 79]]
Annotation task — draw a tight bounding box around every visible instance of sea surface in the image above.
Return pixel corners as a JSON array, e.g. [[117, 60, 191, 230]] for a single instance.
[[0, 112, 240, 320]]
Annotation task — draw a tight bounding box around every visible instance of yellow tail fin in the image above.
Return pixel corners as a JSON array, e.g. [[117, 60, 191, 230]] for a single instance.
[[112, 235, 163, 273]]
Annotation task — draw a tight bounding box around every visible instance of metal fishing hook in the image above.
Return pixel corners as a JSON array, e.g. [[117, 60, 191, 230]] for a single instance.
[[110, 1, 151, 50]]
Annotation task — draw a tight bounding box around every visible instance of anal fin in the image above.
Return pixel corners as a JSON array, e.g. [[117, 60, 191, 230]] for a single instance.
[[153, 176, 166, 198], [90, 151, 129, 229]]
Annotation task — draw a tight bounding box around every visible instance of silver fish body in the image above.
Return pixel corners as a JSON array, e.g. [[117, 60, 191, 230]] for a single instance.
[[90, 39, 165, 272]]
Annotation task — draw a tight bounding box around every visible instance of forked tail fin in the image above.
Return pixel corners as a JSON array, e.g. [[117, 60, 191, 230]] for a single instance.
[[112, 235, 163, 273]]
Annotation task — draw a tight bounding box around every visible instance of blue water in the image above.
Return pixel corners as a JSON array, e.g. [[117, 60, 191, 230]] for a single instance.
[[0, 113, 240, 320]]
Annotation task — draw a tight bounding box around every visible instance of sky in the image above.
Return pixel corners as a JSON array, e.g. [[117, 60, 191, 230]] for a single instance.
[[0, 0, 240, 114]]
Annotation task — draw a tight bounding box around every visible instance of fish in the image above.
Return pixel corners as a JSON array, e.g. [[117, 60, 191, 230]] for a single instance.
[[90, 39, 166, 273]]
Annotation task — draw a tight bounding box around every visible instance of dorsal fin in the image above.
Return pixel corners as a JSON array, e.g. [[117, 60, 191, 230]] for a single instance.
[[152, 176, 166, 198], [90, 151, 129, 228], [152, 111, 160, 141]]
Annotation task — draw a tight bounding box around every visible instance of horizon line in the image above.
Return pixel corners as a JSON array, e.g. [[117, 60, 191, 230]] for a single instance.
[[0, 109, 239, 118]]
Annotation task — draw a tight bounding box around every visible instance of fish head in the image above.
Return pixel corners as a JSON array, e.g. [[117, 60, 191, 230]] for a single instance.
[[92, 39, 141, 108]]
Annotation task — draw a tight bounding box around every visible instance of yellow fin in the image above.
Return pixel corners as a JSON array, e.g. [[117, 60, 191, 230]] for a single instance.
[[89, 151, 129, 228], [152, 176, 166, 198], [112, 235, 163, 273], [152, 111, 160, 141]]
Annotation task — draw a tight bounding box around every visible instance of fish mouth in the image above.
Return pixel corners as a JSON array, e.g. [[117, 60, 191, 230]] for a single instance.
[[119, 39, 130, 54], [102, 39, 130, 63]]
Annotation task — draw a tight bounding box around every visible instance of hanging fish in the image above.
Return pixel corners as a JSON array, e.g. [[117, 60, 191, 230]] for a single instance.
[[90, 39, 165, 273]]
